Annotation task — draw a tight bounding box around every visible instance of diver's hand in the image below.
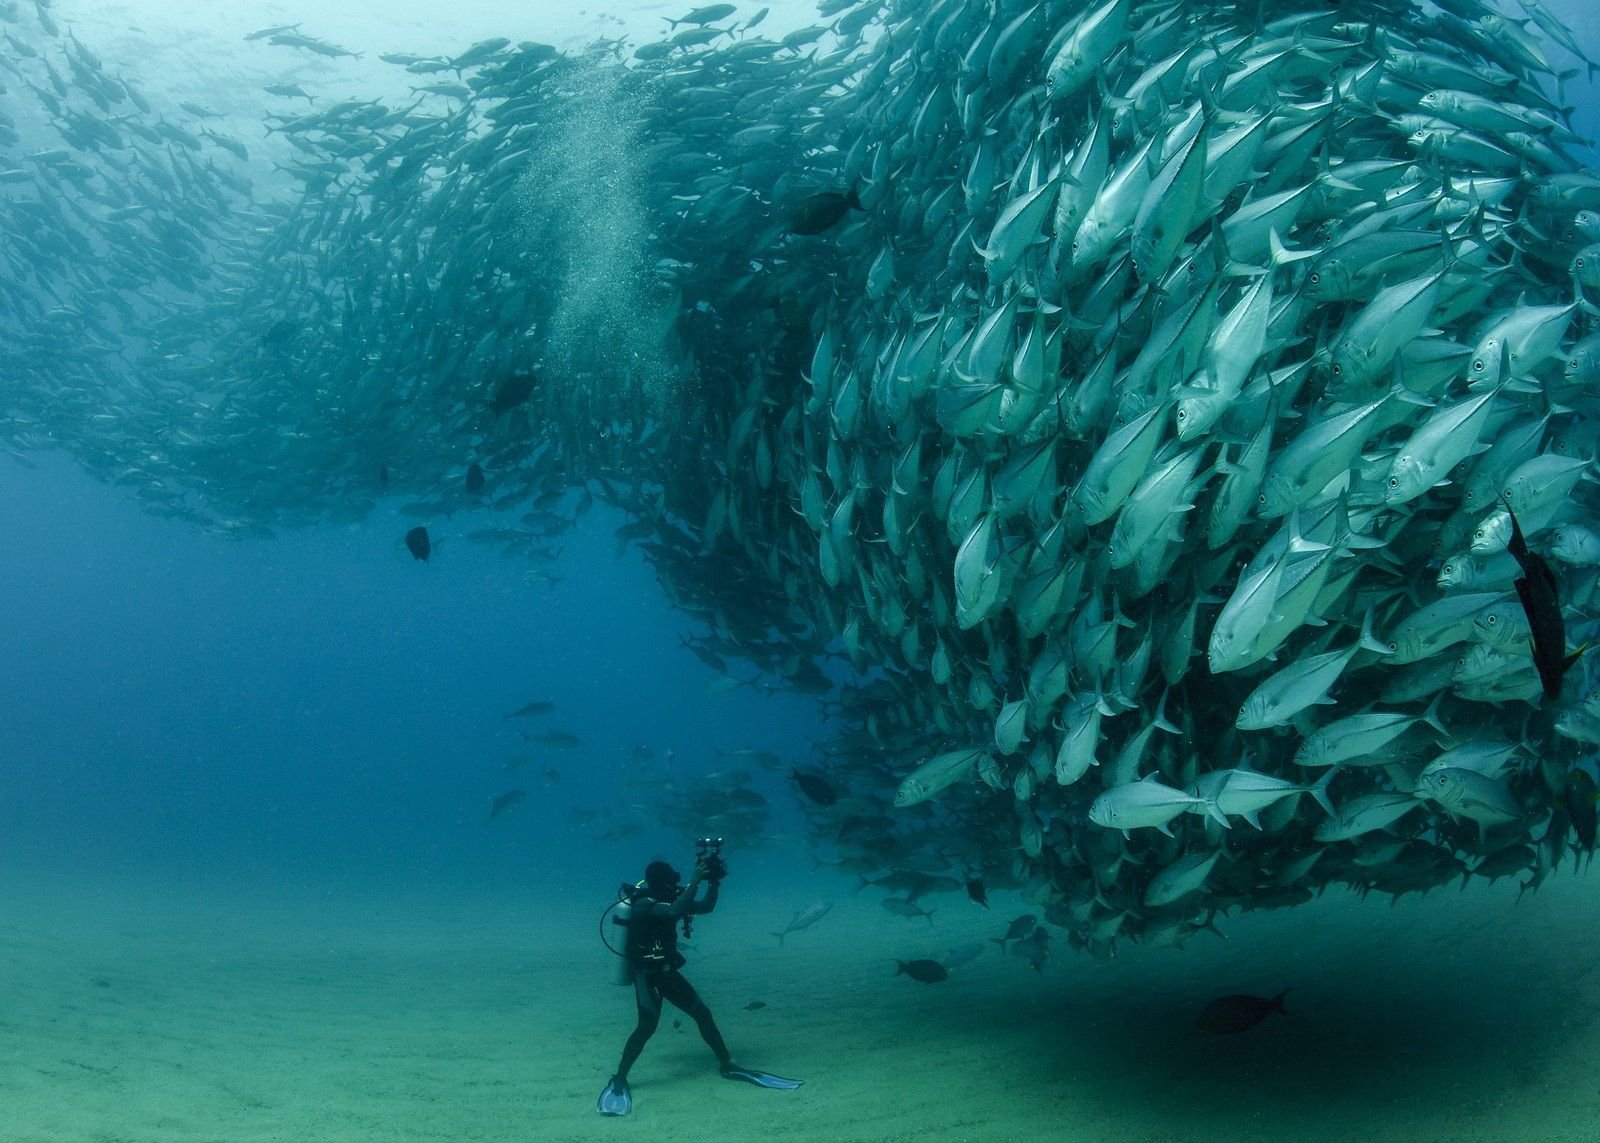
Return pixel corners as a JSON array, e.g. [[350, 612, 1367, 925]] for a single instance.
[[689, 859, 711, 884]]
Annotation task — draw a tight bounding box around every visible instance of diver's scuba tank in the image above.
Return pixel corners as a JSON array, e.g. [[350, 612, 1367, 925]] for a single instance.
[[610, 894, 634, 985], [604, 877, 668, 986], [600, 880, 647, 986]]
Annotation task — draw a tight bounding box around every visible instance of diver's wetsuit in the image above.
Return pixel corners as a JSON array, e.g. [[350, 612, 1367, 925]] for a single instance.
[[615, 879, 731, 1079]]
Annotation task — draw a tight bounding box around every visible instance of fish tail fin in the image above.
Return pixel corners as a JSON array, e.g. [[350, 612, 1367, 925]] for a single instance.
[[1287, 508, 1333, 555], [1203, 798, 1230, 828], [846, 186, 863, 211], [1272, 987, 1293, 1014], [1565, 644, 1589, 673], [892, 959, 906, 976], [990, 937, 1009, 949], [1357, 608, 1390, 656], [771, 932, 785, 945], [1309, 770, 1336, 817], [1268, 227, 1315, 269], [925, 910, 935, 925], [1154, 686, 1179, 734], [1421, 693, 1449, 737]]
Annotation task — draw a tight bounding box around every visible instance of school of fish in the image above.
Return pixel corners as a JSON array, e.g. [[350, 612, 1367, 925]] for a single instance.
[[4, 0, 1600, 956]]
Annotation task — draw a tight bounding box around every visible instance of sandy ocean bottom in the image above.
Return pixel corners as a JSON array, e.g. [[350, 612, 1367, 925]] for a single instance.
[[3, 861, 1599, 1143]]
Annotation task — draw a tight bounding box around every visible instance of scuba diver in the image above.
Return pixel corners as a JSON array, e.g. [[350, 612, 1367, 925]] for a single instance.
[[597, 839, 803, 1116]]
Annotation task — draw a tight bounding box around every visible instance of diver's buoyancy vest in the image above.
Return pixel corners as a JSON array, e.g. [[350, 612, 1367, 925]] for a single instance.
[[624, 893, 686, 970]]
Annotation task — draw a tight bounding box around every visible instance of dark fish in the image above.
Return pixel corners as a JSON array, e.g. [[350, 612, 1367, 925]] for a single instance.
[[991, 913, 1036, 950], [893, 958, 948, 983], [465, 462, 485, 493], [262, 317, 296, 347], [881, 897, 935, 923], [504, 700, 556, 719], [1474, 843, 1537, 882], [965, 878, 989, 908], [1564, 770, 1598, 854], [489, 371, 536, 415], [792, 769, 837, 806], [1503, 498, 1584, 701], [743, 1000, 767, 1011], [788, 188, 862, 235], [1013, 927, 1050, 973], [404, 525, 431, 561], [681, 637, 728, 673], [1195, 989, 1291, 1034], [486, 789, 526, 823]]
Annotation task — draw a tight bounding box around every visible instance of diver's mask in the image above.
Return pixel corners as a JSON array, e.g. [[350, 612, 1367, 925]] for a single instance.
[[641, 860, 683, 902]]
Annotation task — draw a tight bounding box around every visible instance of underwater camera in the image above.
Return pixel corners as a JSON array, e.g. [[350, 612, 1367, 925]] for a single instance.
[[697, 837, 728, 881]]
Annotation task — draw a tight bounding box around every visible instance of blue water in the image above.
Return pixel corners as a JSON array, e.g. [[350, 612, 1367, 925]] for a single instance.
[[0, 451, 822, 892]]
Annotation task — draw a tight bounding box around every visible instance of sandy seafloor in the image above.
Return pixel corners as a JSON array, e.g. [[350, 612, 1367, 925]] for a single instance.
[[3, 859, 1599, 1143]]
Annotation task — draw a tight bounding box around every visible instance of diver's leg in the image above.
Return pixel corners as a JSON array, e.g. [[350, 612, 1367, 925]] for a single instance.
[[658, 973, 733, 1068], [615, 973, 663, 1080]]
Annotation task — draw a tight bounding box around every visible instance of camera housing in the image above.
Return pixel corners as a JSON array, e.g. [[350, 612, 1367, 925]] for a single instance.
[[696, 837, 728, 881]]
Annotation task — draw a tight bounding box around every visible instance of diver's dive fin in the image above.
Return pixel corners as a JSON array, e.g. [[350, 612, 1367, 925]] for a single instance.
[[597, 1075, 632, 1116], [721, 1064, 805, 1090]]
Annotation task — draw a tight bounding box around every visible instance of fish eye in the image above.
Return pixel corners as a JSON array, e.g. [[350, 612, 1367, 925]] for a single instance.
[[1176, 408, 1187, 420], [1485, 614, 1496, 625], [1472, 359, 1484, 372], [1331, 362, 1342, 375], [1309, 272, 1321, 283], [1387, 642, 1397, 653], [1388, 476, 1398, 487]]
